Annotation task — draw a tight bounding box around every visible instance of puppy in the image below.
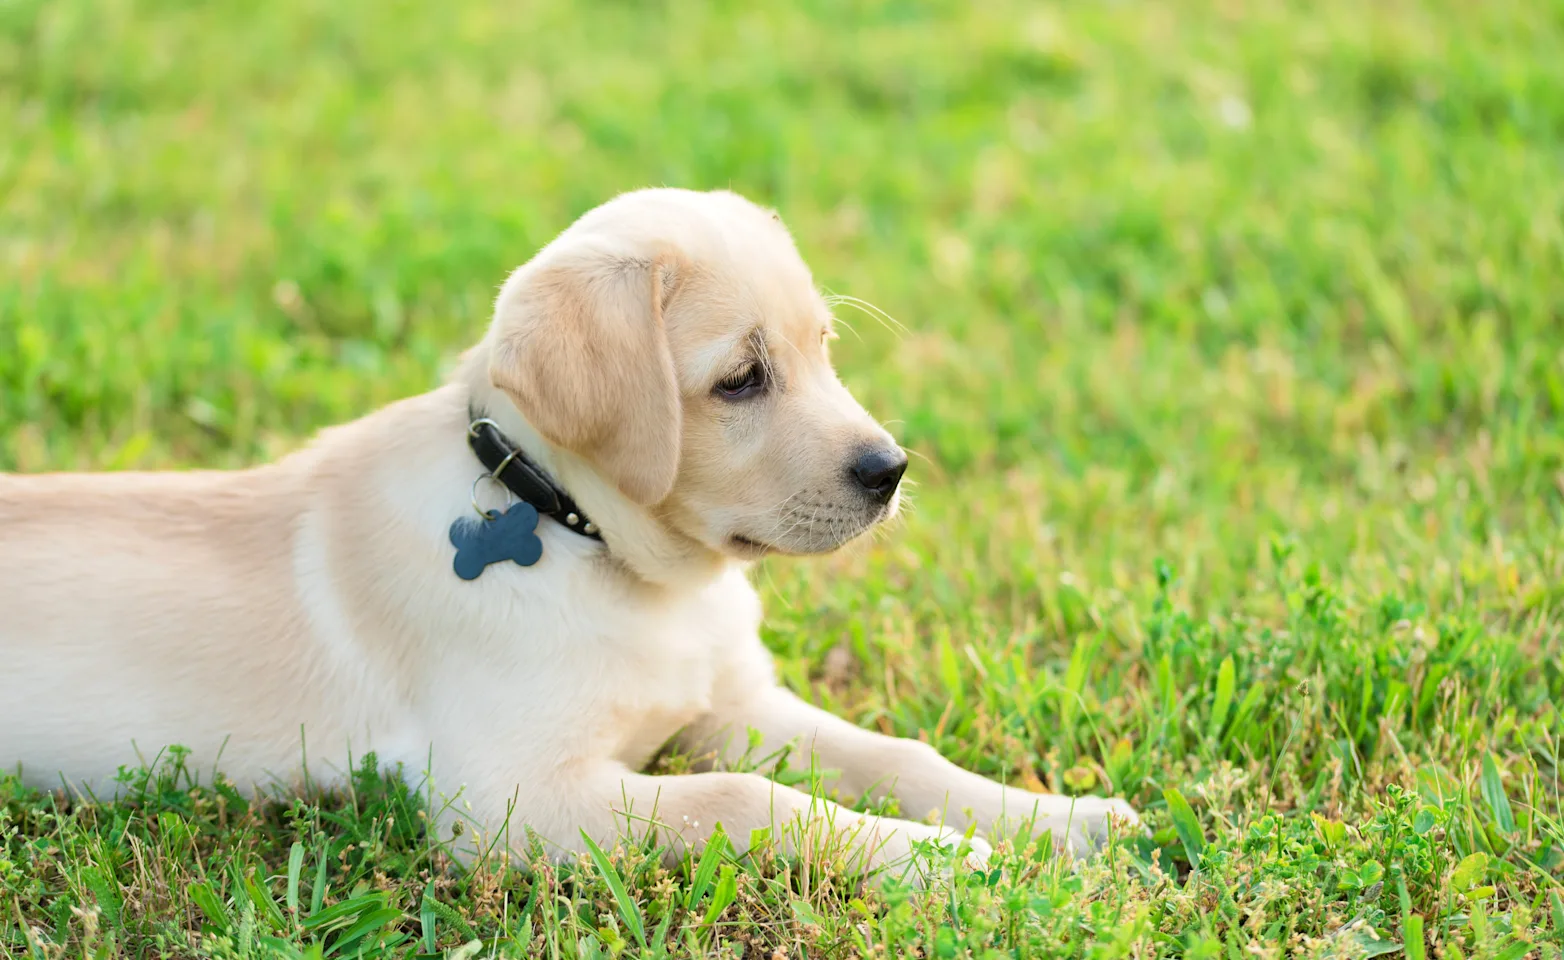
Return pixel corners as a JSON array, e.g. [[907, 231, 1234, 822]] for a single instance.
[[0, 189, 1136, 874]]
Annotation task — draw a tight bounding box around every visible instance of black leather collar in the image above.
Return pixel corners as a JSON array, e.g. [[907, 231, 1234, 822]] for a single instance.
[[466, 411, 603, 542]]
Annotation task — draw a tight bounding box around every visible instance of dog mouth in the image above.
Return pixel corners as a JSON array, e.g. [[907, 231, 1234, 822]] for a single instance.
[[726, 501, 890, 559], [728, 534, 772, 556], [726, 525, 869, 558]]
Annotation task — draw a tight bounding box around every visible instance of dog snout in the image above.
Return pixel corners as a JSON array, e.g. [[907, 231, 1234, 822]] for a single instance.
[[851, 446, 908, 504]]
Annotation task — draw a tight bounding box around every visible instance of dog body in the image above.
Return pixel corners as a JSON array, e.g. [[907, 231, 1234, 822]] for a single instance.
[[2, 390, 762, 807], [2, 189, 1134, 870]]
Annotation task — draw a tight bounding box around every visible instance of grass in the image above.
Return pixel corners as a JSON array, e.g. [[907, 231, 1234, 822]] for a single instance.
[[4, 0, 1564, 955]]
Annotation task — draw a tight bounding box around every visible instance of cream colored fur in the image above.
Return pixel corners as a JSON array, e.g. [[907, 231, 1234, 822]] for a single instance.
[[0, 188, 1136, 876]]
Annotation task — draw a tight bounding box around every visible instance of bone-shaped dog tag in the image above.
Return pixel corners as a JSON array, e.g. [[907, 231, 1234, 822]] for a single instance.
[[449, 503, 544, 580]]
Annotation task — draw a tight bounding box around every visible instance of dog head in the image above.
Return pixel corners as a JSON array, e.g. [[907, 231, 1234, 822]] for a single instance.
[[484, 188, 905, 561]]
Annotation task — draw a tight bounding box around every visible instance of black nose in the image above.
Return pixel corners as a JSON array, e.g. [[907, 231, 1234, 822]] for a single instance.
[[852, 447, 908, 504]]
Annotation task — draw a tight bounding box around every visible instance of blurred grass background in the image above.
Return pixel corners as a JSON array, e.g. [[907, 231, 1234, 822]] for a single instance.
[[5, 0, 1564, 956]]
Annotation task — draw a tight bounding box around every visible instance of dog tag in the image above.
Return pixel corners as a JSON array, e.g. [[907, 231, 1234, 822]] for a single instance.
[[449, 503, 544, 580]]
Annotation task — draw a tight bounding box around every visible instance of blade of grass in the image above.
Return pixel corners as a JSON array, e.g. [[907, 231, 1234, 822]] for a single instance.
[[1163, 788, 1205, 872], [702, 865, 738, 927], [580, 831, 647, 950], [309, 846, 329, 916], [245, 873, 287, 933], [187, 881, 230, 933], [286, 842, 305, 917], [1208, 655, 1235, 742], [302, 892, 387, 933], [420, 883, 438, 953], [324, 906, 403, 957], [1481, 753, 1516, 835], [684, 829, 729, 911]]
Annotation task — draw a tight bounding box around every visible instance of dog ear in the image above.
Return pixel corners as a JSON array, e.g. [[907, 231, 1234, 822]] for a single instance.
[[489, 243, 683, 505]]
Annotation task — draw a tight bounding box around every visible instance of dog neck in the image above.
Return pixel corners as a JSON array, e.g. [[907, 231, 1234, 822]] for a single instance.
[[453, 347, 730, 591]]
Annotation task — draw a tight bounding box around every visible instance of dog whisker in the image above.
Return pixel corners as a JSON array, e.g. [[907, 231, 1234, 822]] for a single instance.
[[830, 315, 864, 343], [822, 292, 908, 338]]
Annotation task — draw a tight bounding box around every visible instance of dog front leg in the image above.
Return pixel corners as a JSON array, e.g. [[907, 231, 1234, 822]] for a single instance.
[[445, 763, 985, 879], [680, 686, 1138, 857]]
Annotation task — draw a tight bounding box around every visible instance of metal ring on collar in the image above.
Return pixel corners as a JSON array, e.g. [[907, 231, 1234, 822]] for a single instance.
[[467, 417, 501, 439], [489, 445, 523, 480], [470, 472, 515, 521]]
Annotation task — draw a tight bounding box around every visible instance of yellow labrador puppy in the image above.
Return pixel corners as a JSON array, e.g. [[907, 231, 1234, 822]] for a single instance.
[[0, 189, 1136, 873]]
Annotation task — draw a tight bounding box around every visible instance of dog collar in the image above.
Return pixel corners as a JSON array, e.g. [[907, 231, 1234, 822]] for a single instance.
[[466, 411, 603, 542]]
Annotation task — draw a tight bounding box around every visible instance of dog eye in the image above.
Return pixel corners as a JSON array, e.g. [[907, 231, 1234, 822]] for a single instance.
[[714, 363, 765, 400]]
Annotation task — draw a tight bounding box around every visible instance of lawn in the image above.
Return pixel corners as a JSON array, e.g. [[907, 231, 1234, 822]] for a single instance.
[[4, 0, 1564, 956]]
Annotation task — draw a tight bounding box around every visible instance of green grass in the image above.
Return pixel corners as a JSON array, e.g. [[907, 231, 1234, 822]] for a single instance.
[[4, 0, 1564, 955]]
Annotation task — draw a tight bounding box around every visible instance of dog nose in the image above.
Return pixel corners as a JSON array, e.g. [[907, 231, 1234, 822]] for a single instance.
[[852, 447, 908, 504]]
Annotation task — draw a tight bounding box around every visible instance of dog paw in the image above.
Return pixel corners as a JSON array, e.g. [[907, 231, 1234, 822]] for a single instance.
[[988, 793, 1142, 860], [1046, 796, 1143, 859], [860, 818, 991, 883]]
